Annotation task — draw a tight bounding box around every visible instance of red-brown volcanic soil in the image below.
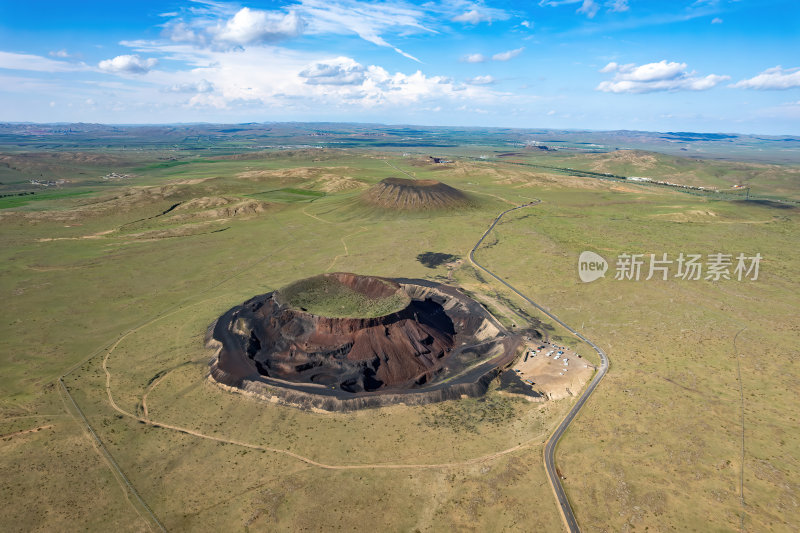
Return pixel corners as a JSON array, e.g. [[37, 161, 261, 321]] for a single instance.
[[207, 274, 521, 410], [362, 177, 471, 210]]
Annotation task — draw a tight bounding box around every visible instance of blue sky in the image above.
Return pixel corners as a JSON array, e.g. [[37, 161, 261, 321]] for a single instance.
[[0, 0, 798, 133]]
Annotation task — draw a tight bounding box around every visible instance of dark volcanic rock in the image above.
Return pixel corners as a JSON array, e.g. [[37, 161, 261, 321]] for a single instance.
[[362, 178, 471, 210], [208, 274, 521, 410]]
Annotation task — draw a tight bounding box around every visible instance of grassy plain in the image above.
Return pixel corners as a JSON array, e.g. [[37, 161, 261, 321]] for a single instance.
[[278, 274, 410, 318], [0, 138, 798, 532]]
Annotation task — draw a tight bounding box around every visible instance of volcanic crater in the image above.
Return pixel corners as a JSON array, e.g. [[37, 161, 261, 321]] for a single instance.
[[362, 177, 472, 210], [207, 273, 520, 410]]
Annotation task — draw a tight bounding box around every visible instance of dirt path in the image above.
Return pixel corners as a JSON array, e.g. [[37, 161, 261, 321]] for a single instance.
[[141, 374, 168, 421], [55, 222, 307, 531], [86, 284, 549, 472], [57, 380, 159, 532], [462, 189, 519, 207], [326, 226, 368, 271], [300, 204, 332, 224], [0, 424, 54, 439], [104, 338, 548, 470], [384, 159, 417, 180], [300, 199, 370, 272]]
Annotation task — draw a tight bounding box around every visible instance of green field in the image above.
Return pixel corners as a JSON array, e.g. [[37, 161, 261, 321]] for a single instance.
[[278, 274, 410, 318], [247, 187, 326, 203], [0, 189, 95, 209], [0, 132, 798, 532]]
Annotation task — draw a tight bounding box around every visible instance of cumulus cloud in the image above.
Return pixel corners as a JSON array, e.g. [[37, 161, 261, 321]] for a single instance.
[[117, 39, 500, 112], [297, 61, 496, 108], [165, 7, 305, 47], [213, 7, 306, 45], [492, 47, 524, 61], [164, 2, 429, 61], [731, 66, 800, 90], [98, 54, 158, 74], [597, 60, 729, 93], [299, 58, 367, 85], [466, 75, 494, 85]]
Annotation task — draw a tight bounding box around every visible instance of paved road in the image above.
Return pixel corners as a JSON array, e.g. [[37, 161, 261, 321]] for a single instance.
[[469, 200, 610, 533]]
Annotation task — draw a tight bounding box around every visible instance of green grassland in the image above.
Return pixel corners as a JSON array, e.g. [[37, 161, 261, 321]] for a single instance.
[[247, 187, 325, 203], [0, 189, 95, 209], [0, 144, 798, 532], [278, 274, 410, 318]]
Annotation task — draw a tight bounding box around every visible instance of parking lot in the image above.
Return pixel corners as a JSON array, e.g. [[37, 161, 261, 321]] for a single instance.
[[511, 340, 596, 400]]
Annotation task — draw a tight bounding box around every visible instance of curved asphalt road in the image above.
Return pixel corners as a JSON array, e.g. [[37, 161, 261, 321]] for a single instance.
[[469, 200, 609, 533]]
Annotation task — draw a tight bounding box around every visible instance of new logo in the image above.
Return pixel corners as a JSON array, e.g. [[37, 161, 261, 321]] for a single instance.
[[578, 251, 608, 283]]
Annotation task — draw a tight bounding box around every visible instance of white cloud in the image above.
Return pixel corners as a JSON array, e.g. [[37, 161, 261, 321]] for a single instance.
[[167, 79, 215, 93], [492, 47, 524, 61], [597, 60, 729, 93], [577, 0, 600, 18], [213, 7, 306, 45], [111, 41, 500, 112], [711, 17, 723, 24], [165, 7, 305, 47], [451, 3, 510, 24], [599, 61, 620, 73], [49, 49, 70, 58], [163, 2, 431, 62], [462, 53, 487, 63], [608, 0, 629, 13], [98, 54, 158, 74], [466, 75, 494, 85], [299, 57, 367, 85], [298, 0, 432, 62], [453, 10, 488, 24], [618, 60, 686, 82], [520, 20, 533, 28], [462, 47, 524, 64], [539, 0, 629, 18], [0, 51, 89, 72], [731, 66, 800, 90]]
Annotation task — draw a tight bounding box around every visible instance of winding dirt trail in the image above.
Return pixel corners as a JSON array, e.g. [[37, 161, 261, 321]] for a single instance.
[[104, 335, 548, 470], [325, 226, 368, 271]]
